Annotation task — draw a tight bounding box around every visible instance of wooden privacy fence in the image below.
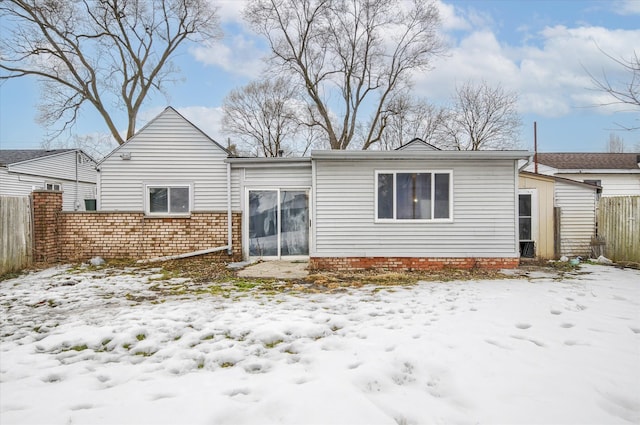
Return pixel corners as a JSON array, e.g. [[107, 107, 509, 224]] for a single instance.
[[0, 196, 33, 275], [598, 196, 640, 263]]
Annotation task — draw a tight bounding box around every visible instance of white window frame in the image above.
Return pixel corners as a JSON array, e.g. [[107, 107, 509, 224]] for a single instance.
[[374, 170, 453, 223], [45, 181, 62, 191], [144, 182, 193, 216]]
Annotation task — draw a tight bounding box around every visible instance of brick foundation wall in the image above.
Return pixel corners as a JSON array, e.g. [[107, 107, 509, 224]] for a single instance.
[[309, 256, 520, 272], [32, 190, 63, 262], [32, 191, 242, 262]]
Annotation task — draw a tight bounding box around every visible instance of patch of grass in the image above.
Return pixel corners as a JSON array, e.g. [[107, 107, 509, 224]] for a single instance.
[[122, 343, 132, 350], [201, 334, 214, 341], [197, 361, 205, 369], [0, 270, 25, 282], [70, 344, 88, 352], [264, 339, 284, 349], [148, 269, 182, 281], [233, 280, 258, 290], [134, 350, 155, 357], [136, 333, 146, 341], [220, 362, 235, 368]]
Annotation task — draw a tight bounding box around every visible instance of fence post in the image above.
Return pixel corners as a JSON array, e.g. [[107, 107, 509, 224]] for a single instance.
[[31, 190, 63, 264]]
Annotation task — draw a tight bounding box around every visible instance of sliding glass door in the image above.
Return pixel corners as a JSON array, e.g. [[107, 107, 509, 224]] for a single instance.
[[248, 189, 309, 258]]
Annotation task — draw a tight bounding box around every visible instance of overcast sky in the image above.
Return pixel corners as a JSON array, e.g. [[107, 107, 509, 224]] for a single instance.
[[1, 0, 639, 154]]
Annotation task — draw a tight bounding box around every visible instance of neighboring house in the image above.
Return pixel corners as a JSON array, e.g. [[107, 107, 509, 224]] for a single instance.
[[519, 171, 599, 259], [98, 107, 530, 269], [524, 153, 640, 197], [0, 149, 97, 211]]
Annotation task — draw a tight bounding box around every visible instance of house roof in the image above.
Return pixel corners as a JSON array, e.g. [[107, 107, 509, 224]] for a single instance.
[[535, 153, 640, 170], [395, 138, 441, 151], [98, 106, 229, 165], [0, 149, 77, 166], [520, 171, 601, 191]]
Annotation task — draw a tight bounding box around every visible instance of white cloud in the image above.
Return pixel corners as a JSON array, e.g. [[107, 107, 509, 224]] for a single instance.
[[214, 0, 247, 23], [190, 33, 266, 79], [414, 18, 640, 118], [613, 0, 640, 15], [177, 106, 227, 144]]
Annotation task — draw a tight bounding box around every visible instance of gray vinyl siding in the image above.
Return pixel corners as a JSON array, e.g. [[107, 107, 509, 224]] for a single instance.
[[313, 159, 518, 257], [99, 108, 232, 212], [231, 163, 312, 215], [0, 168, 39, 196], [555, 181, 597, 257], [0, 157, 96, 211], [243, 166, 312, 187], [8, 151, 96, 183]]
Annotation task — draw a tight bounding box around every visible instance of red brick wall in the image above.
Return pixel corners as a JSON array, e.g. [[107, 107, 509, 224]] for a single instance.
[[309, 256, 520, 272], [32, 191, 242, 262], [32, 190, 63, 262]]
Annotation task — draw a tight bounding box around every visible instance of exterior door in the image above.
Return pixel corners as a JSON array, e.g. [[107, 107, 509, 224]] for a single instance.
[[248, 189, 309, 259], [519, 191, 535, 258]]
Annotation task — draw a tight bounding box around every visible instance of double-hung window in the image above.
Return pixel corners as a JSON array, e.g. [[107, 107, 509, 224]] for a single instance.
[[376, 171, 452, 221], [146, 184, 191, 215]]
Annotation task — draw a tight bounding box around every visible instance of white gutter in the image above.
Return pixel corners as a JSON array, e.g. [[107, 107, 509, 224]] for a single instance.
[[519, 155, 534, 172], [227, 161, 233, 255], [310, 150, 532, 161]]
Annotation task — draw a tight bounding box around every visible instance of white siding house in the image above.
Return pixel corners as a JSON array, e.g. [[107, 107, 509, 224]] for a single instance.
[[0, 149, 97, 211], [95, 106, 531, 269], [525, 153, 640, 197], [311, 151, 528, 259], [98, 107, 233, 212]]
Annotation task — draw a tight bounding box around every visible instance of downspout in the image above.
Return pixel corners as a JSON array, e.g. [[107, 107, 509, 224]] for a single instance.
[[227, 162, 233, 256], [75, 150, 79, 210]]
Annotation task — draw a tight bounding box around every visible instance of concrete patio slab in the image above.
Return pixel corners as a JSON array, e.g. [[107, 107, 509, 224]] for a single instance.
[[236, 260, 309, 280]]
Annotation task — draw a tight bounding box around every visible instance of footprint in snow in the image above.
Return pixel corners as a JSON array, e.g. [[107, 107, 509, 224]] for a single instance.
[[515, 323, 532, 330], [485, 339, 512, 350], [564, 340, 590, 346], [70, 404, 94, 411], [510, 335, 545, 347], [550, 309, 563, 315], [630, 327, 640, 334], [226, 388, 250, 397]]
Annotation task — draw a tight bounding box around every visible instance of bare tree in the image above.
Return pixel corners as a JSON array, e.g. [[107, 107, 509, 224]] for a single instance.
[[588, 50, 639, 130], [244, 0, 445, 150], [376, 95, 445, 150], [0, 0, 220, 145], [606, 133, 625, 153], [439, 81, 522, 151], [222, 77, 315, 157]]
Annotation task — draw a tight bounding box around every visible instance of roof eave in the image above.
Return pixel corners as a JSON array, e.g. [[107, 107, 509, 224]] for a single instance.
[[311, 150, 531, 161]]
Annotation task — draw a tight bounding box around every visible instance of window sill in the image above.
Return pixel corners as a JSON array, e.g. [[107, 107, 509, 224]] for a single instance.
[[144, 213, 192, 219], [374, 218, 454, 224]]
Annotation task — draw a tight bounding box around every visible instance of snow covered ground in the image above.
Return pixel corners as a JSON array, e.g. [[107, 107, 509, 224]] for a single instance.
[[1, 263, 639, 424]]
